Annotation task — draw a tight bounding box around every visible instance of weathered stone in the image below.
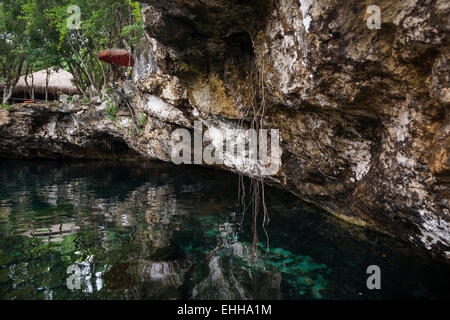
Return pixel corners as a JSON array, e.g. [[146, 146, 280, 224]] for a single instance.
[[0, 103, 142, 160], [0, 109, 9, 126], [97, 101, 108, 111], [133, 36, 157, 81], [90, 96, 102, 105], [59, 94, 69, 103], [121, 81, 137, 97]]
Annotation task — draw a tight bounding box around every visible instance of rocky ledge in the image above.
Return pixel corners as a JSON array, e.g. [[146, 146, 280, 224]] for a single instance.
[[0, 0, 449, 260]]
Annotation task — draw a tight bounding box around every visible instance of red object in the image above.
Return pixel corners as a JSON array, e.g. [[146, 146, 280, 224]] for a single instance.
[[98, 48, 135, 67], [24, 101, 35, 103]]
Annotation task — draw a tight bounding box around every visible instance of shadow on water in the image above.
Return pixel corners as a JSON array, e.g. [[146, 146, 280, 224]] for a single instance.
[[0, 160, 449, 300]]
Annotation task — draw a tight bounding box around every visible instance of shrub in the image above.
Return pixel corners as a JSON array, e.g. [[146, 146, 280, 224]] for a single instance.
[[106, 102, 118, 120]]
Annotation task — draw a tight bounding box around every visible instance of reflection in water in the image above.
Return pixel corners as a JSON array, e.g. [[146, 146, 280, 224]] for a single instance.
[[20, 223, 80, 242], [0, 160, 449, 300]]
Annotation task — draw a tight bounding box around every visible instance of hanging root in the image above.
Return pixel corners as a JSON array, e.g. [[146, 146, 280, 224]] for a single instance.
[[237, 59, 270, 262]]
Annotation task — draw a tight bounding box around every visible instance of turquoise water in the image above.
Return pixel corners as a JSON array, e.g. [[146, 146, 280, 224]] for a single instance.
[[0, 160, 449, 300]]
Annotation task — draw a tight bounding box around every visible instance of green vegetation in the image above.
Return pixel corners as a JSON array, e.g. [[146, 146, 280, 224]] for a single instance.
[[106, 101, 118, 120], [0, 0, 144, 103], [139, 112, 147, 126], [80, 97, 90, 104]]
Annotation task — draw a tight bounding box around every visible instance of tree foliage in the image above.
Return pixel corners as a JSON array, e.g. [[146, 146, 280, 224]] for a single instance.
[[0, 0, 27, 103], [0, 0, 143, 102]]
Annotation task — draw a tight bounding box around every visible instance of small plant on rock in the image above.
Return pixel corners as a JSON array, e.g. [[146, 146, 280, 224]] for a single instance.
[[106, 101, 118, 120], [139, 112, 147, 126]]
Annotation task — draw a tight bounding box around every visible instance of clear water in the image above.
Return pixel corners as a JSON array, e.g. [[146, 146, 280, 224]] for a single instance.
[[0, 160, 448, 300]]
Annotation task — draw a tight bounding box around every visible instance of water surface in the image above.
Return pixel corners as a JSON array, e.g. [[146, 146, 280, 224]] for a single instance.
[[0, 160, 449, 300]]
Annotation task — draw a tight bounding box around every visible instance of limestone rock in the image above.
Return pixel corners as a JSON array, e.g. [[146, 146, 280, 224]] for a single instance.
[[90, 96, 102, 105], [59, 94, 69, 103]]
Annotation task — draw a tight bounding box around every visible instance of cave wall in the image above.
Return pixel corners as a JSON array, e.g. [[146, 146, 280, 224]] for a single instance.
[[133, 0, 450, 259]]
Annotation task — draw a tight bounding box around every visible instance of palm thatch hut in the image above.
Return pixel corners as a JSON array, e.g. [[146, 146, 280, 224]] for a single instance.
[[1, 68, 80, 102]]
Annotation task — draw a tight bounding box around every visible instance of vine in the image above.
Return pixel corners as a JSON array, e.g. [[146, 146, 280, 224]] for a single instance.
[[237, 59, 270, 262]]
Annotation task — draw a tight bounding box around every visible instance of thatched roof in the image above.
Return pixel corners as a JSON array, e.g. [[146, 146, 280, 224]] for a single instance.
[[5, 68, 80, 96]]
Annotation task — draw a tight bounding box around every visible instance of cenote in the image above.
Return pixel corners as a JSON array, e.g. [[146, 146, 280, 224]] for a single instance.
[[0, 160, 449, 300]]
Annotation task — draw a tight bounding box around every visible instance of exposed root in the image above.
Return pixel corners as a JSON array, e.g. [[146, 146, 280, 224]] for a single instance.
[[237, 60, 270, 262]]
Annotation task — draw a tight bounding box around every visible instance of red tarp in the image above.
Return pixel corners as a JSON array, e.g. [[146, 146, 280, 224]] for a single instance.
[[98, 49, 135, 67]]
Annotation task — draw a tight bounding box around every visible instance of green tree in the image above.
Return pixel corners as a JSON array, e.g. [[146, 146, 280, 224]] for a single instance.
[[0, 0, 27, 103], [46, 0, 144, 96], [19, 0, 63, 101], [1, 0, 144, 102]]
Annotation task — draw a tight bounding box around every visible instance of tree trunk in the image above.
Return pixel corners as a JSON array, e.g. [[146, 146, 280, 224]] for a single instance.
[[1, 55, 25, 104], [45, 69, 51, 102], [91, 40, 108, 92], [31, 72, 35, 100], [2, 85, 14, 104], [24, 65, 31, 99], [24, 66, 35, 100], [67, 37, 98, 96], [109, 64, 119, 82]]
